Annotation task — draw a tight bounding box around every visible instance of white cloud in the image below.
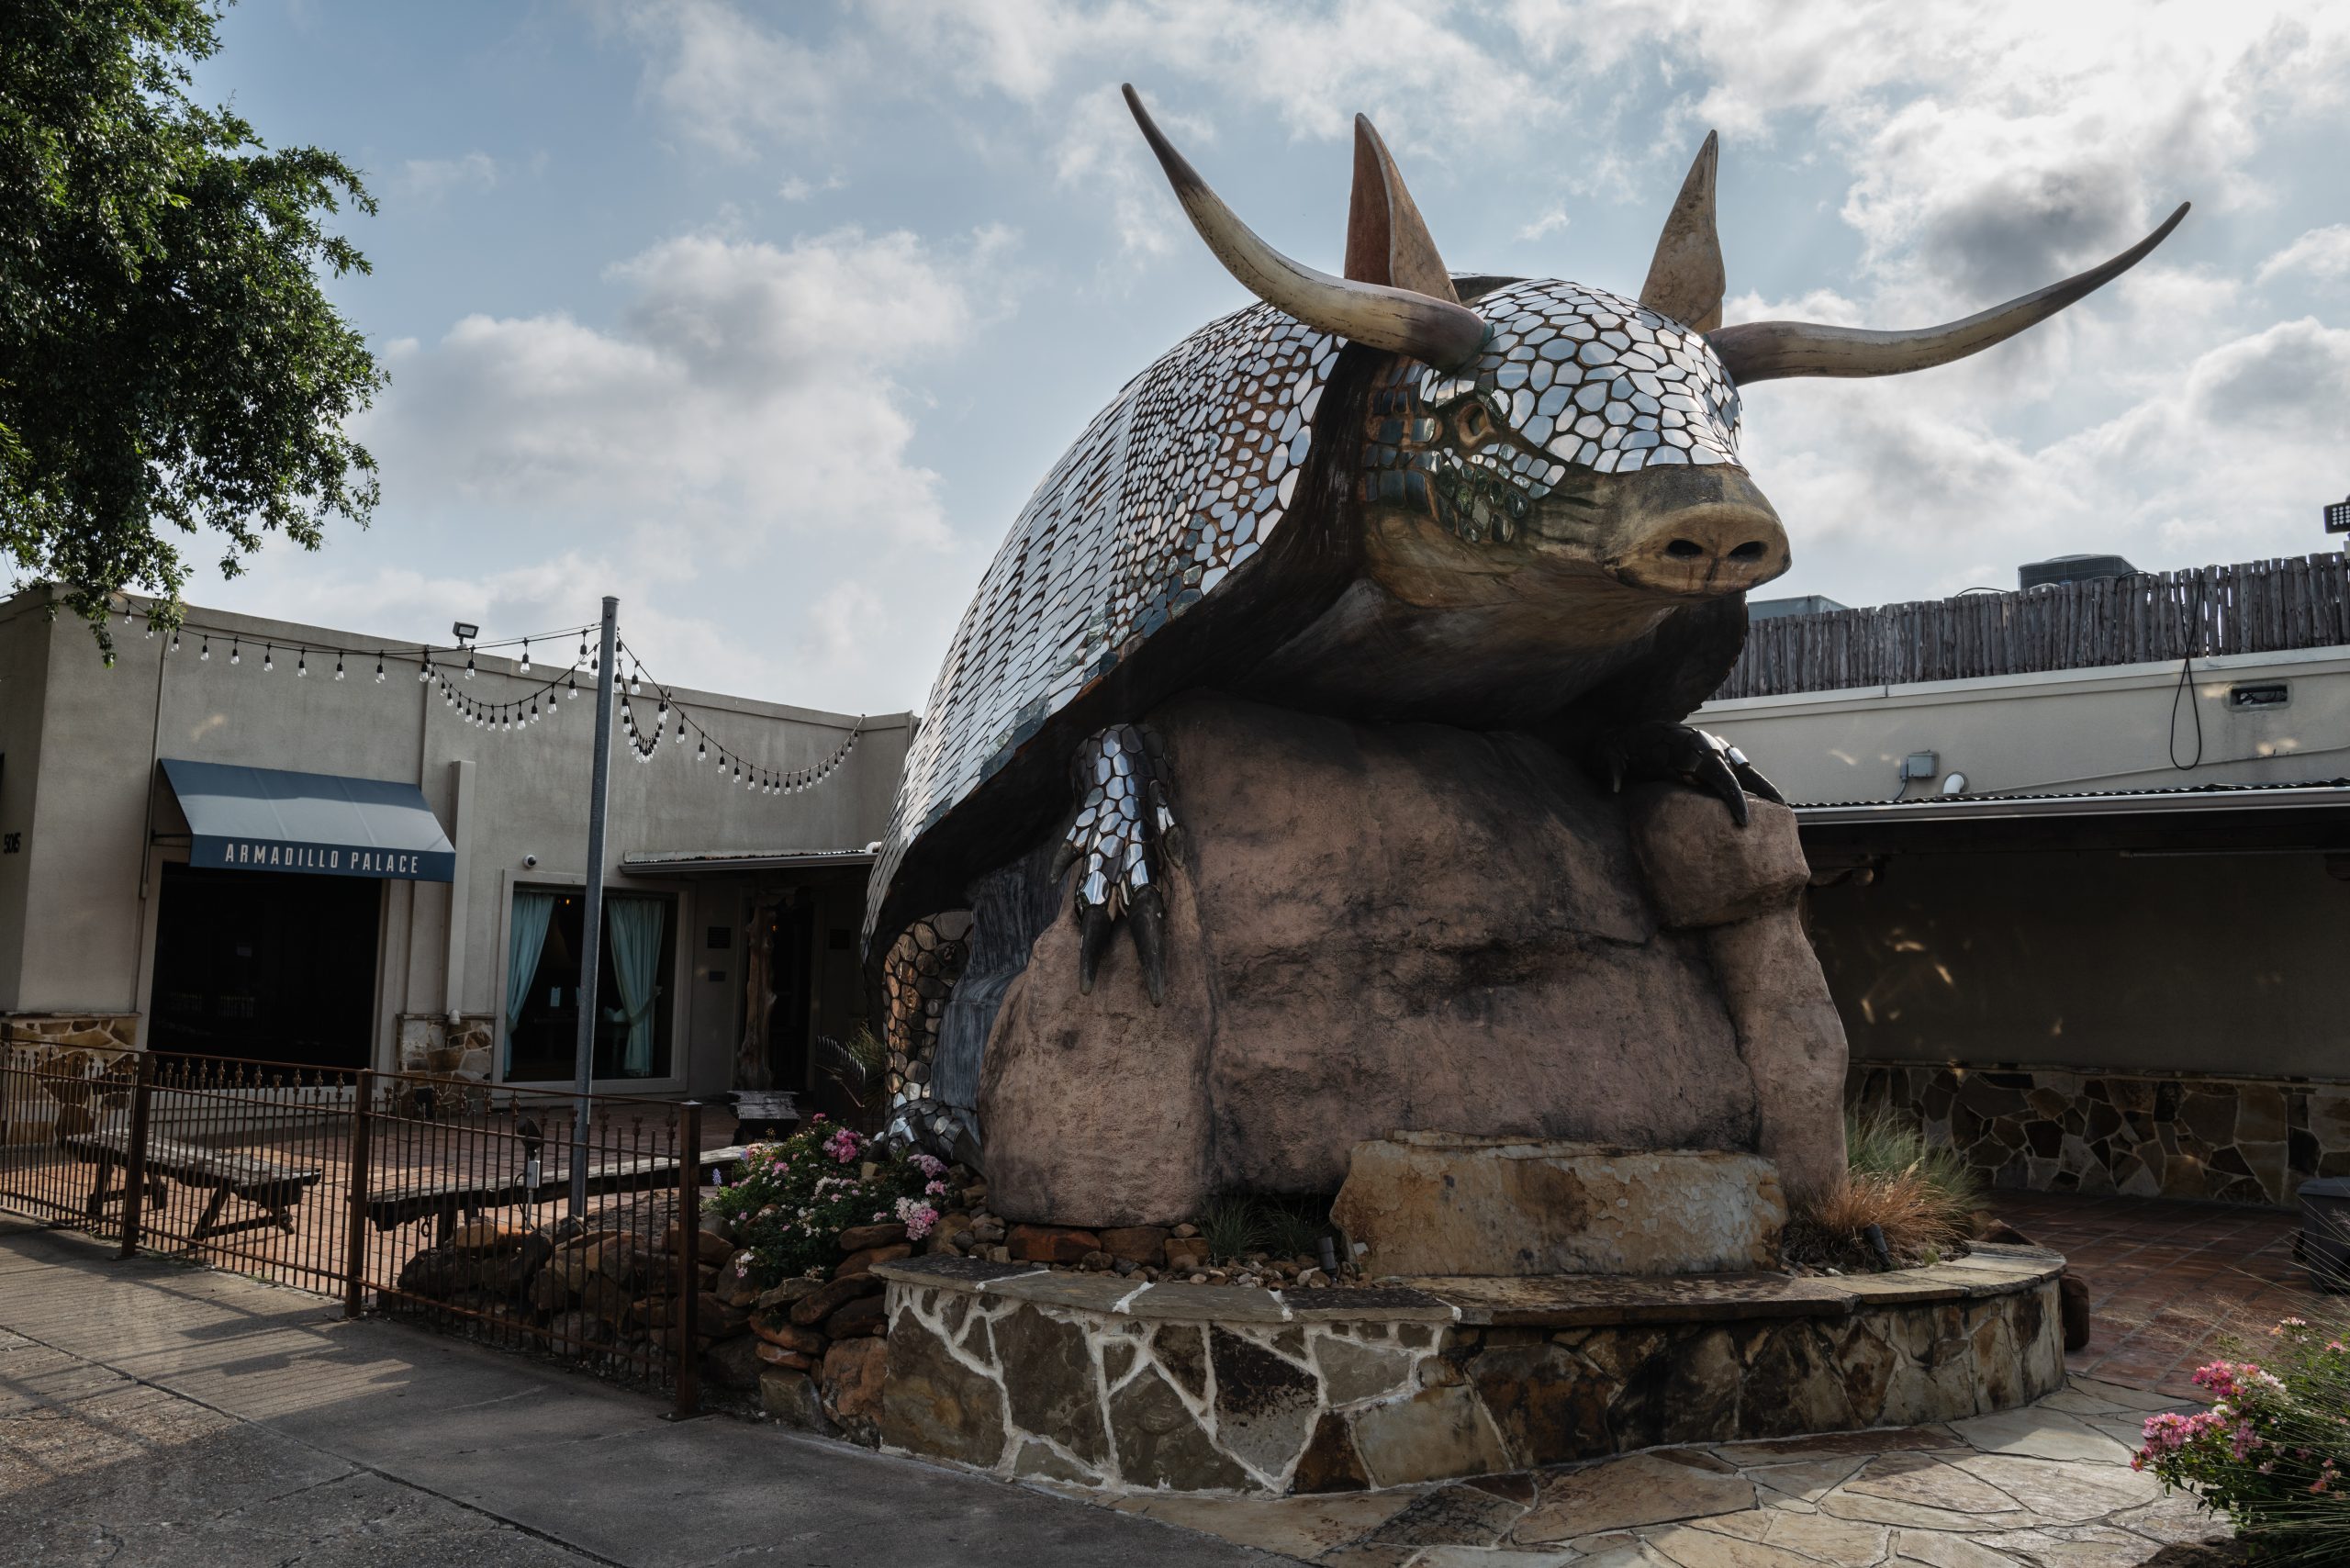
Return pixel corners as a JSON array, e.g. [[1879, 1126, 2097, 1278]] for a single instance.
[[2258, 224, 2350, 286], [614, 0, 861, 158], [394, 151, 498, 202], [1517, 209, 1571, 242], [338, 224, 1017, 707], [778, 172, 848, 202]]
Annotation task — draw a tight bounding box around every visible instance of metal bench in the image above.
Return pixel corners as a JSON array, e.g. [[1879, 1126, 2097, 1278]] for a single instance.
[[363, 1144, 750, 1244], [65, 1129, 322, 1243]]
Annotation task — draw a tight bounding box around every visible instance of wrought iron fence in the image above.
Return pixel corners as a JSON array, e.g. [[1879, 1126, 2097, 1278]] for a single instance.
[[0, 1033, 711, 1416]]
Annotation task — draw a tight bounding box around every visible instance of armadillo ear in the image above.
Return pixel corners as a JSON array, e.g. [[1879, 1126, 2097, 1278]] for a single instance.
[[1639, 130, 1726, 333], [1345, 115, 1462, 304]]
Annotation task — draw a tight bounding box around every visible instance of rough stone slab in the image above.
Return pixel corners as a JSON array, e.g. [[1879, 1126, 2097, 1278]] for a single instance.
[[1421, 1271, 1855, 1327], [872, 1255, 1046, 1289], [1335, 1134, 1785, 1277], [1827, 1271, 1971, 1306], [985, 1272, 1140, 1314], [1281, 1286, 1456, 1322], [1120, 1282, 1294, 1323], [1516, 1451, 1758, 1541]]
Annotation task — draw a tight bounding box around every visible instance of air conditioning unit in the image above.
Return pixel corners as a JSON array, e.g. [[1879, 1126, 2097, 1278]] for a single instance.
[[2019, 553, 2139, 589]]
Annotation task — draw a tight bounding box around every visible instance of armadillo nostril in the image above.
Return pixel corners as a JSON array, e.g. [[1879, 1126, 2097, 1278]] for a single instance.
[[1664, 539, 1707, 560], [1729, 541, 1767, 562]]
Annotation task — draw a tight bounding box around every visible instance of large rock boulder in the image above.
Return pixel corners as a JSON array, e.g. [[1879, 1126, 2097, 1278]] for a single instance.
[[979, 691, 1844, 1226]]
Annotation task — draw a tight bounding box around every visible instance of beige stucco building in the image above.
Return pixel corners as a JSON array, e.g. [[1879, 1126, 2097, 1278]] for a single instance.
[[1697, 557, 2350, 1205], [0, 587, 910, 1103]]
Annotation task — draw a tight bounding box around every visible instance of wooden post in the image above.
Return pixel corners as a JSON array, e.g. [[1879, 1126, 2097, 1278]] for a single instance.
[[343, 1070, 375, 1318], [671, 1100, 702, 1420], [117, 1052, 153, 1259]]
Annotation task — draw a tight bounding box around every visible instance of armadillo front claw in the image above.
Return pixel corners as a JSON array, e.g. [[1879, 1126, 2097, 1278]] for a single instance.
[[1059, 723, 1175, 1004], [1599, 720, 1784, 829]]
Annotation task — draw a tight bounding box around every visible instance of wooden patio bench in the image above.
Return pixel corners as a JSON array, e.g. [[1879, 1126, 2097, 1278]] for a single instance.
[[64, 1129, 322, 1243]]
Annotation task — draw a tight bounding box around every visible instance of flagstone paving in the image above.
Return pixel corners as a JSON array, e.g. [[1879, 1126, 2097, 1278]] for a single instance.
[[1067, 1379, 2244, 1565]]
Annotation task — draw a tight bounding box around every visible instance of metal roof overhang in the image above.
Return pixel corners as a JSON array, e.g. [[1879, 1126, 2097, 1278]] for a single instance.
[[159, 758, 456, 881], [618, 848, 878, 876], [1795, 781, 2350, 857]]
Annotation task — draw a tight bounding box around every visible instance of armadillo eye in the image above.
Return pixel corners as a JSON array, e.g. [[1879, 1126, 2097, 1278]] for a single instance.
[[1452, 402, 1494, 446]]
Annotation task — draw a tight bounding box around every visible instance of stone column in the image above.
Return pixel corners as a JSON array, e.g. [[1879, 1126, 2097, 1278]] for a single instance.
[[1626, 787, 1850, 1204]]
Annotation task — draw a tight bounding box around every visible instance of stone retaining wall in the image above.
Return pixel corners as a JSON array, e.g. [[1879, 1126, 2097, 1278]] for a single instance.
[[871, 1247, 2065, 1495], [1849, 1061, 2350, 1207]]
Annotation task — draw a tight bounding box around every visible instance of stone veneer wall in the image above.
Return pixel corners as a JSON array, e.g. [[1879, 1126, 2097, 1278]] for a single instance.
[[1848, 1062, 2350, 1207], [397, 1014, 495, 1079], [871, 1248, 2065, 1496], [2, 1014, 138, 1049]]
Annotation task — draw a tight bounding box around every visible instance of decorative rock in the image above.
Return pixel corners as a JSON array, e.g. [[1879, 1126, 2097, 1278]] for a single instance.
[[977, 695, 1767, 1219], [877, 1319, 1008, 1467], [703, 1333, 769, 1391], [1164, 1237, 1210, 1271], [789, 1274, 880, 1327], [1291, 1411, 1371, 1494], [1008, 1225, 1102, 1264], [750, 1315, 826, 1356], [1211, 1327, 1320, 1481], [760, 1368, 837, 1434], [755, 1276, 822, 1312], [1348, 1384, 1512, 1489], [837, 1221, 908, 1252], [1625, 784, 1809, 929], [449, 1220, 532, 1254], [665, 1225, 735, 1263], [996, 1305, 1111, 1463], [1331, 1132, 1786, 1276], [754, 1341, 814, 1370], [713, 1256, 761, 1308], [1107, 1368, 1248, 1492], [1100, 1226, 1169, 1266], [824, 1295, 888, 1338], [821, 1336, 889, 1441], [835, 1242, 914, 1281], [1706, 910, 1850, 1204]]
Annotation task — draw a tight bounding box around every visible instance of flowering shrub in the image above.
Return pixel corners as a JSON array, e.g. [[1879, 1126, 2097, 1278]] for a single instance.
[[2135, 1316, 2350, 1560], [706, 1116, 941, 1289]]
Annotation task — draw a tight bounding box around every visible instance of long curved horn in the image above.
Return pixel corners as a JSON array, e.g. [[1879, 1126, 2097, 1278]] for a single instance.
[[1124, 84, 1485, 370], [1640, 130, 1725, 332], [1708, 203, 2189, 384]]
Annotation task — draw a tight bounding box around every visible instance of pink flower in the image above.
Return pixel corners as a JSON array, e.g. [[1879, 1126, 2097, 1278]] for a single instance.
[[911, 1152, 946, 1180], [823, 1128, 864, 1165], [925, 1180, 948, 1196], [894, 1196, 938, 1240]]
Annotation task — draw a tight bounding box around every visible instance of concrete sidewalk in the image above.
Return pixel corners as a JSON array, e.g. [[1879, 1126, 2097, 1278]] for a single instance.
[[0, 1218, 1282, 1567]]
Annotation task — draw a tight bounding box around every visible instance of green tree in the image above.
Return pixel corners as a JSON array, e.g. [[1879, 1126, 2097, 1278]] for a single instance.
[[1, 0, 382, 655]]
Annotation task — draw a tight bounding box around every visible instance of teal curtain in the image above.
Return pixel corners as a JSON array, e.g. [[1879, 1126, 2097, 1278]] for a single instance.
[[504, 890, 557, 1070], [606, 896, 666, 1077]]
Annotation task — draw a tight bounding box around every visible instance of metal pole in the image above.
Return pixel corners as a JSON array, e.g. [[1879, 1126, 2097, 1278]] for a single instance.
[[117, 1051, 153, 1258], [343, 1070, 375, 1317], [670, 1100, 702, 1420], [570, 596, 619, 1217]]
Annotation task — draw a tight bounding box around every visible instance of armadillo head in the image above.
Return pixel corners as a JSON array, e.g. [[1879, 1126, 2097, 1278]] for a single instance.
[[1363, 278, 1787, 599], [1125, 85, 2187, 606]]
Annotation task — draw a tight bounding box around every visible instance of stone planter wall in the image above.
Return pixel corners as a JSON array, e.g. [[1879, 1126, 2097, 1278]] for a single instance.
[[1849, 1061, 2350, 1207], [871, 1247, 2065, 1495]]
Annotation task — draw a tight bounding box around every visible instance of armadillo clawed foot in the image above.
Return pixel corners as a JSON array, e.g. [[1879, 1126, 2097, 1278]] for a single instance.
[[1597, 719, 1785, 827], [1055, 723, 1178, 1004]]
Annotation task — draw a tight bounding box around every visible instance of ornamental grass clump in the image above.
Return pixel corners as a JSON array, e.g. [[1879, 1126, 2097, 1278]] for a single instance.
[[705, 1116, 947, 1290], [2135, 1315, 2350, 1562], [1784, 1110, 1982, 1271]]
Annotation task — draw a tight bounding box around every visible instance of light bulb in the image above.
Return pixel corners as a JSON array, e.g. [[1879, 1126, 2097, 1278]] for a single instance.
[[199, 638, 209, 661], [333, 657, 344, 681], [230, 642, 241, 666], [695, 739, 705, 762], [297, 653, 308, 677], [263, 646, 274, 672], [375, 655, 385, 683], [520, 640, 531, 675], [464, 652, 476, 680]]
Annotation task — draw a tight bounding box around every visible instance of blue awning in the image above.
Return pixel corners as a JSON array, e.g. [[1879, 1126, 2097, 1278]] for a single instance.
[[160, 759, 455, 882]]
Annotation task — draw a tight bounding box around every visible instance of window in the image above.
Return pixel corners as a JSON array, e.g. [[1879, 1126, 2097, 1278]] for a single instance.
[[504, 890, 678, 1081]]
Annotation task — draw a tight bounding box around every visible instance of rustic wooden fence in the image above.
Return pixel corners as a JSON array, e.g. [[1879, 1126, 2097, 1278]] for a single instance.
[[1717, 554, 2350, 700]]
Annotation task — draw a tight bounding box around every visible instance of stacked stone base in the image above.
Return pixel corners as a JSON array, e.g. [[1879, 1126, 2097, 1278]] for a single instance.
[[870, 1246, 2066, 1495]]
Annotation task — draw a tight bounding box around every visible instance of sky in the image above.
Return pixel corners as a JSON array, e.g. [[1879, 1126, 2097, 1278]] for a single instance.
[[184, 0, 2350, 716]]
